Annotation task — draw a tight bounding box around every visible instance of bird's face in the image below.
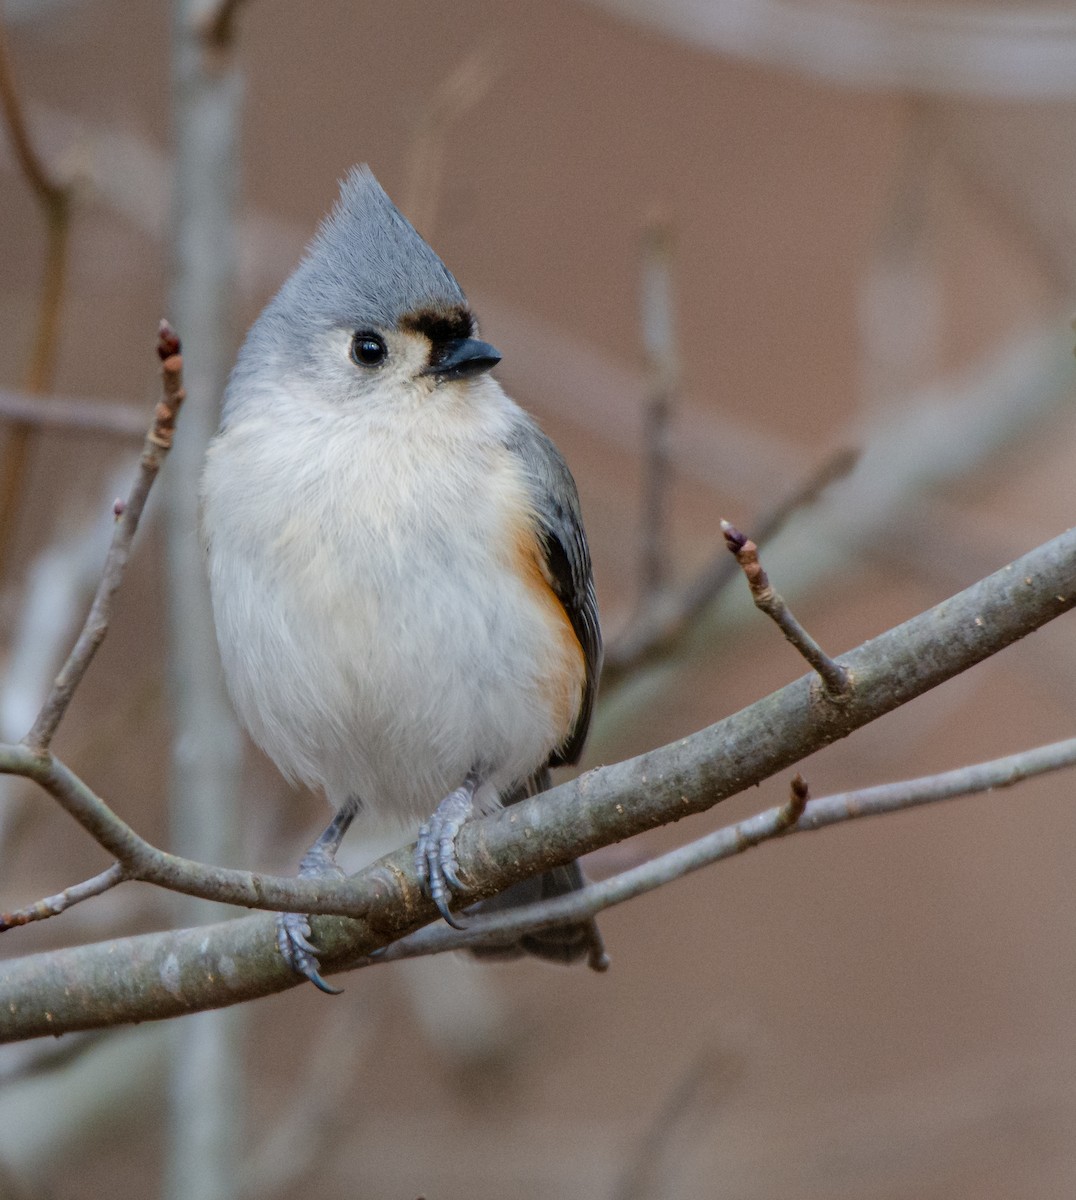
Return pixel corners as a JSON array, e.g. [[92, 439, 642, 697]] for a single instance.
[[304, 304, 502, 415]]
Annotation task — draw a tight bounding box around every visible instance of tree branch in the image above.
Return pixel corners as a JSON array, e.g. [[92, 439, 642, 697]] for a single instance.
[[378, 735, 1076, 960], [196, 0, 248, 50], [0, 19, 66, 209], [721, 520, 852, 695], [0, 864, 125, 931], [603, 446, 858, 684], [24, 322, 185, 752], [0, 15, 75, 573], [0, 524, 1073, 1039], [0, 389, 146, 439], [638, 214, 678, 600]]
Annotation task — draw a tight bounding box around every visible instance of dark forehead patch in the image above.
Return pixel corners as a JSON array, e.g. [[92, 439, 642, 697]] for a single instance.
[[400, 306, 475, 344]]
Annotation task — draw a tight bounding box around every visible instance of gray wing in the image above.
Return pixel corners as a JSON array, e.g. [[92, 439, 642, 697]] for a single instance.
[[505, 414, 602, 767]]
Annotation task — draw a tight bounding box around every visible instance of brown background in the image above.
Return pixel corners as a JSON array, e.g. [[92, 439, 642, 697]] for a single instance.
[[1, 2, 1075, 1197]]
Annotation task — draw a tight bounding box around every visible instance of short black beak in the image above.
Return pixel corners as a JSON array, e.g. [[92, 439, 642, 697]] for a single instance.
[[426, 337, 502, 381]]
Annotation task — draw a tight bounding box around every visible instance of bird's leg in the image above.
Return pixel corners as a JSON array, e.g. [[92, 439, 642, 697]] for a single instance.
[[277, 796, 361, 995], [415, 770, 481, 929]]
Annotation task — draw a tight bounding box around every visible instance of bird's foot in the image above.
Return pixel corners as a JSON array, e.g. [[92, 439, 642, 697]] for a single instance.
[[277, 804, 358, 994], [276, 909, 343, 995], [415, 777, 478, 929]]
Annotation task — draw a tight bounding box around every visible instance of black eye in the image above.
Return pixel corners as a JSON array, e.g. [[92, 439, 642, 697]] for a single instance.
[[350, 332, 387, 367]]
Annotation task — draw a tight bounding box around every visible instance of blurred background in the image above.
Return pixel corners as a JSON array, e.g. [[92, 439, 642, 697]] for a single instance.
[[1, 1, 1076, 1197]]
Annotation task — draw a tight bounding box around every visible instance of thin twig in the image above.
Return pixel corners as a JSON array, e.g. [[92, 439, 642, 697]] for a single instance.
[[239, 997, 372, 1200], [24, 322, 185, 752], [403, 43, 502, 236], [721, 519, 853, 697], [0, 864, 126, 931], [638, 214, 678, 600], [0, 16, 75, 576], [784, 772, 810, 824], [374, 734, 1076, 962], [0, 1030, 111, 1084], [948, 137, 1074, 300], [196, 0, 249, 50], [0, 742, 382, 917], [613, 1046, 739, 1200], [0, 389, 147, 439], [0, 20, 67, 208], [604, 446, 858, 682]]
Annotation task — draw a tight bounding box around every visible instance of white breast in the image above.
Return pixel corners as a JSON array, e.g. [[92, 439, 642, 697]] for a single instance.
[[201, 380, 583, 820]]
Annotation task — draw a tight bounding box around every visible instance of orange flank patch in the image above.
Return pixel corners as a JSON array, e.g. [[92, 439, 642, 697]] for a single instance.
[[511, 521, 587, 742]]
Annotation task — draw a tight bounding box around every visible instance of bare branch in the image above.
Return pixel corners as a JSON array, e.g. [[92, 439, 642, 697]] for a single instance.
[[603, 446, 858, 683], [0, 15, 75, 574], [0, 389, 146, 439], [378, 735, 1076, 961], [0, 525, 1073, 1037], [589, 1, 1076, 98], [24, 322, 185, 752], [0, 744, 373, 916], [239, 997, 372, 1199], [948, 136, 1075, 299], [0, 1030, 111, 1085], [0, 19, 67, 208], [613, 1045, 739, 1200], [638, 214, 678, 599], [721, 520, 853, 696], [166, 9, 246, 1192], [403, 43, 502, 236], [196, 0, 248, 49], [0, 864, 125, 930], [0, 467, 141, 855], [601, 322, 1073, 745]]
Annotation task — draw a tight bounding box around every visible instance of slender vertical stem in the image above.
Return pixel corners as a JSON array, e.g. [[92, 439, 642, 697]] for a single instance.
[[639, 216, 678, 601], [165, 3, 245, 1199], [0, 19, 74, 574]]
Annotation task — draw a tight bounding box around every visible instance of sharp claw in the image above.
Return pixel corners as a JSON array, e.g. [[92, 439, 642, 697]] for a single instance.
[[416, 780, 478, 930], [289, 927, 321, 957], [276, 912, 344, 995], [433, 890, 468, 930], [305, 967, 345, 996], [424, 838, 466, 927]]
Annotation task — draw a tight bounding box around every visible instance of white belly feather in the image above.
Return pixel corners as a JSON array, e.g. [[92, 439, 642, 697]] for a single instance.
[[202, 385, 582, 819]]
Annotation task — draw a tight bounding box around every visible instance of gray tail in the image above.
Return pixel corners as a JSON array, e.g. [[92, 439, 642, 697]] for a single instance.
[[467, 769, 609, 972]]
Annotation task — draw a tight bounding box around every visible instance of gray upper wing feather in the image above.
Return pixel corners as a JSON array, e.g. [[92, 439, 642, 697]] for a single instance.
[[504, 414, 602, 767]]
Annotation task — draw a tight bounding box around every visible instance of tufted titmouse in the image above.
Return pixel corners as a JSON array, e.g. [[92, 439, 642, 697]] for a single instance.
[[201, 166, 605, 990]]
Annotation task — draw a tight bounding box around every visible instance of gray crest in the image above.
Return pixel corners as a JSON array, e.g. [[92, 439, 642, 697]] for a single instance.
[[275, 165, 466, 331]]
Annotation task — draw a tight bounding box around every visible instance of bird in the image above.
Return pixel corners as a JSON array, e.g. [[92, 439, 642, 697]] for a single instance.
[[201, 166, 605, 991]]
